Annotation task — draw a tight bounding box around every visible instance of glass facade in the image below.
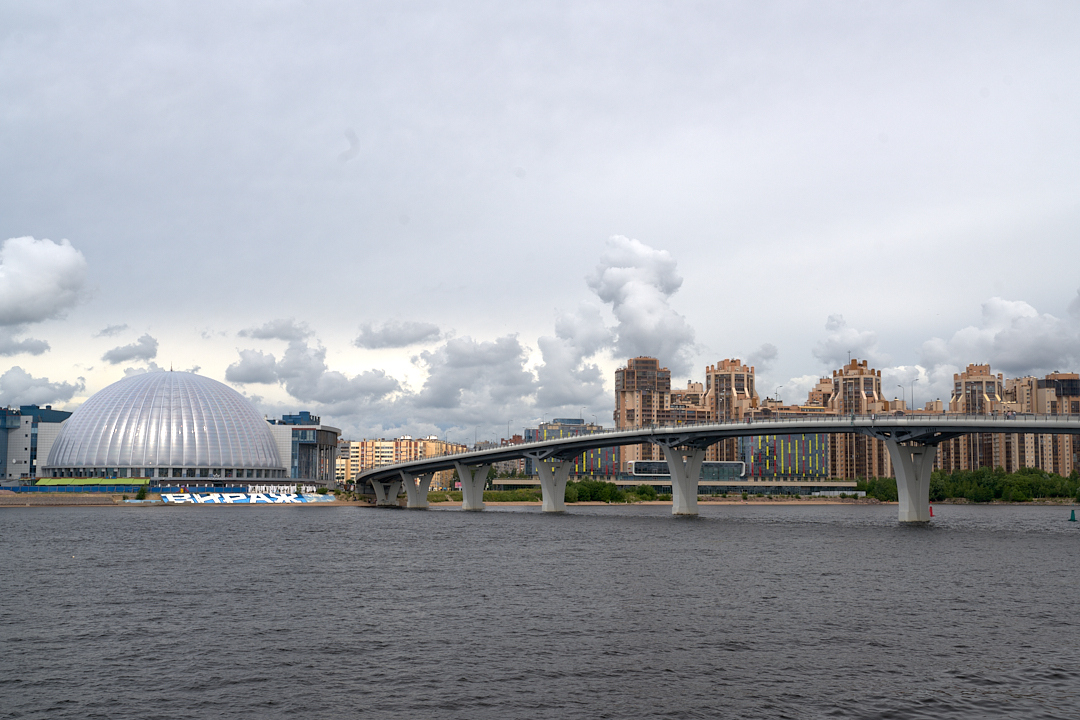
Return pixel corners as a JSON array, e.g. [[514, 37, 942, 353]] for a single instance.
[[45, 371, 285, 479]]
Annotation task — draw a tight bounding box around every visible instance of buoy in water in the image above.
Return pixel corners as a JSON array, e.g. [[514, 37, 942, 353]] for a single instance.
[[1070, 509, 1076, 522], [929, 506, 934, 517]]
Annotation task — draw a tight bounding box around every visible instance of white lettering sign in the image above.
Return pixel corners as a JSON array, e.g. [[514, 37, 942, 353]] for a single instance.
[[160, 492, 334, 504]]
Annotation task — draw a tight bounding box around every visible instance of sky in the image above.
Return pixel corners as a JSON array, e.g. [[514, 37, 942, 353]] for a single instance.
[[2, 1, 1080, 444]]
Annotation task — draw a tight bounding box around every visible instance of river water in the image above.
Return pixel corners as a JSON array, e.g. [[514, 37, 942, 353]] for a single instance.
[[2, 503, 1078, 719]]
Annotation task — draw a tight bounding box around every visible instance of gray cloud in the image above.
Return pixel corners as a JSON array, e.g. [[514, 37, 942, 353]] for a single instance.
[[95, 324, 128, 338], [812, 315, 889, 368], [227, 339, 399, 410], [919, 294, 1080, 377], [0, 328, 49, 356], [535, 305, 612, 409], [102, 334, 159, 364], [225, 349, 279, 384], [354, 320, 442, 349], [239, 318, 312, 342], [0, 237, 87, 326], [0, 366, 84, 406], [586, 236, 696, 375], [416, 335, 536, 411], [747, 343, 779, 372]]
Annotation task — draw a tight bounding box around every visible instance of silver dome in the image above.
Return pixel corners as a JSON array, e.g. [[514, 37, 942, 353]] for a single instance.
[[45, 371, 284, 478]]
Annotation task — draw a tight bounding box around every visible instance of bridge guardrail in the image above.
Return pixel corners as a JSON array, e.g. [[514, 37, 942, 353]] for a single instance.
[[357, 412, 1080, 480]]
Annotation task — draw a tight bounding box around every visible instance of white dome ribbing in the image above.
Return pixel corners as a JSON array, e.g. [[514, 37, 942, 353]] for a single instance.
[[46, 371, 282, 470]]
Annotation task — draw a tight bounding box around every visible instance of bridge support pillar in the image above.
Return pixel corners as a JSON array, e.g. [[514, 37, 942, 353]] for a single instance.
[[370, 478, 402, 507], [885, 439, 937, 523], [400, 471, 432, 509], [535, 459, 573, 512], [454, 462, 489, 511], [658, 445, 705, 516]]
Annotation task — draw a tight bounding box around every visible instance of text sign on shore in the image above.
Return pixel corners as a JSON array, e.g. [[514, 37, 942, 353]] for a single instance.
[[162, 493, 333, 504]]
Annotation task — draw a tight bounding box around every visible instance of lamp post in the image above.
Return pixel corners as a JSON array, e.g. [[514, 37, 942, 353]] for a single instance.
[[897, 384, 904, 411], [911, 378, 919, 414]]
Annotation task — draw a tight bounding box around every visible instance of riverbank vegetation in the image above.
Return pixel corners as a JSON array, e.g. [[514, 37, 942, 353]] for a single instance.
[[427, 482, 661, 504], [857, 467, 1080, 503]]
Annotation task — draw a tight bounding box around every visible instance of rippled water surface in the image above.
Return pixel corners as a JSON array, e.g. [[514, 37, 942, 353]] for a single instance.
[[2, 503, 1078, 719]]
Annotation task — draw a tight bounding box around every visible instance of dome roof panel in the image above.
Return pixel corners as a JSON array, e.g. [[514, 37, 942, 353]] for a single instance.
[[46, 372, 283, 470]]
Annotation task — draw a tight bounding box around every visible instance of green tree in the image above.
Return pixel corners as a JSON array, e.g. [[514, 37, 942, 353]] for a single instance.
[[635, 484, 657, 501]]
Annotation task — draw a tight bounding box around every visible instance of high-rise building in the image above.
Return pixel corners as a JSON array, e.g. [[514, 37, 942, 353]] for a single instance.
[[935, 364, 1007, 472], [826, 359, 893, 479], [614, 357, 672, 471], [703, 358, 758, 460], [999, 372, 1080, 476], [670, 381, 712, 424]]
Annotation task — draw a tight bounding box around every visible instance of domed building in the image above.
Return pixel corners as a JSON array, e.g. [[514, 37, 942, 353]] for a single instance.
[[44, 371, 287, 482]]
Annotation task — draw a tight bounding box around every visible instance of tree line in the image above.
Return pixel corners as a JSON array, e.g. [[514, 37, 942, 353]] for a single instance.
[[857, 467, 1080, 503]]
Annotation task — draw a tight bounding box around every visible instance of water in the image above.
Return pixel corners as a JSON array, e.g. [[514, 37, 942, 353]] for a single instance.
[[2, 504, 1078, 719]]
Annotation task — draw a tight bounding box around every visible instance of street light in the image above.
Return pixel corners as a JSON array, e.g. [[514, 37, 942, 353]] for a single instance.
[[897, 384, 904, 411], [911, 378, 919, 413]]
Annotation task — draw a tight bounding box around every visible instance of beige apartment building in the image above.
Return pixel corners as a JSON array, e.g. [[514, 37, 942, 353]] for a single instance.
[[336, 435, 467, 489], [825, 359, 893, 480], [614, 357, 673, 471], [999, 371, 1080, 477], [936, 364, 1007, 472], [702, 358, 758, 461]]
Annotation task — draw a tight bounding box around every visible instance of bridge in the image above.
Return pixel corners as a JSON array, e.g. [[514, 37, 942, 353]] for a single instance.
[[356, 414, 1080, 522]]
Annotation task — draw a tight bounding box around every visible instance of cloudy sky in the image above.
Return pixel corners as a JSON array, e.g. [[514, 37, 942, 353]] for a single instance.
[[3, 1, 1080, 442]]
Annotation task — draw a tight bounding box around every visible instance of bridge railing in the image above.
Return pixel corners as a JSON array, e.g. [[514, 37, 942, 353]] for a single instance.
[[417, 411, 1080, 460]]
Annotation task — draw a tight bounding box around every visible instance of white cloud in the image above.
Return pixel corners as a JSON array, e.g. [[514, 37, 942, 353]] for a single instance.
[[586, 236, 696, 375], [0, 237, 87, 326], [354, 320, 442, 349], [225, 349, 279, 384], [102, 334, 159, 364], [0, 366, 84, 406]]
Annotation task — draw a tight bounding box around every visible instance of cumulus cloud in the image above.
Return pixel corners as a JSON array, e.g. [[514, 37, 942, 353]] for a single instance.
[[0, 236, 87, 326], [95, 324, 128, 338], [0, 366, 84, 406], [586, 235, 696, 374], [239, 318, 312, 342], [0, 328, 49, 356], [812, 315, 889, 368], [919, 295, 1080, 377], [747, 343, 779, 372], [535, 305, 612, 408], [227, 339, 399, 409], [354, 320, 442, 349], [225, 349, 279, 384], [416, 335, 536, 412], [102, 334, 159, 364]]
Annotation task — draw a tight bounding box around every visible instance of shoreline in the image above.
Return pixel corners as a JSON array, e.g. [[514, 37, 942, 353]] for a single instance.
[[1, 493, 1076, 508]]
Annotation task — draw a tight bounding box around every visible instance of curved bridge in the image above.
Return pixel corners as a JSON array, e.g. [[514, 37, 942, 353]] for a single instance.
[[357, 414, 1080, 522]]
